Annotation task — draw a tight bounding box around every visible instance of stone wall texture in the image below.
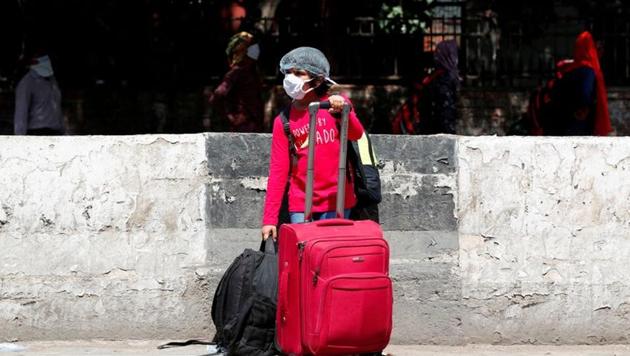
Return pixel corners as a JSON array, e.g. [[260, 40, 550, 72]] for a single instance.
[[0, 135, 212, 340], [458, 136, 630, 344], [1, 133, 629, 345]]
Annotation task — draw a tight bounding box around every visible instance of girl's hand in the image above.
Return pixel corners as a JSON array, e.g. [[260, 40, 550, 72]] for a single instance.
[[328, 95, 345, 114], [261, 225, 277, 241]]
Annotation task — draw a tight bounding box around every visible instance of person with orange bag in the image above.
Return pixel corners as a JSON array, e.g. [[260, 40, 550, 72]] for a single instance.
[[544, 31, 613, 136]]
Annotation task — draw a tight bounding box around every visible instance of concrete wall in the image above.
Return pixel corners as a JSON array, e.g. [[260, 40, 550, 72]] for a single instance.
[[1, 133, 629, 344], [458, 136, 630, 344], [0, 135, 212, 340]]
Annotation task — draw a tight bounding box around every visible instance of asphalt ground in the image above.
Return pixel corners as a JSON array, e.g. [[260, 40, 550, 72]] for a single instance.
[[2, 341, 630, 356]]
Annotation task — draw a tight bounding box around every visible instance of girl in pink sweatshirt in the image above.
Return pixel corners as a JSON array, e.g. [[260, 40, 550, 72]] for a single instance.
[[261, 47, 365, 241]]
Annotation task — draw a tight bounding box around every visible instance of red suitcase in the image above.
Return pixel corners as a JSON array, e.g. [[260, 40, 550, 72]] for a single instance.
[[276, 101, 393, 355]]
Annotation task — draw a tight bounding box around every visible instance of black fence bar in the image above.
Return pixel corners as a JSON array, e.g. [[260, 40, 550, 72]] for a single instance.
[[255, 11, 629, 87], [3, 1, 629, 91]]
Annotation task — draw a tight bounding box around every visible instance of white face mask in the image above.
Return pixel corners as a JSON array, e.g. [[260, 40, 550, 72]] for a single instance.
[[283, 73, 315, 100], [31, 55, 54, 77], [246, 44, 260, 60]]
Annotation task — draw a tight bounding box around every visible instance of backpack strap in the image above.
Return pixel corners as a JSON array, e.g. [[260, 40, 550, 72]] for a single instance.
[[350, 132, 382, 205], [353, 131, 378, 166], [279, 106, 297, 172], [157, 339, 215, 350], [364, 131, 377, 166]]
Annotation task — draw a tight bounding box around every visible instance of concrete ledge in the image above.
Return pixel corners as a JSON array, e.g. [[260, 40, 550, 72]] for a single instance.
[[0, 135, 211, 340], [458, 136, 630, 344], [1, 134, 630, 344]]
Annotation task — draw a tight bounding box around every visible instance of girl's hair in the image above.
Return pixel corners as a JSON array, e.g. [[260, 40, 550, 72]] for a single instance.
[[307, 72, 334, 97], [314, 79, 333, 97]]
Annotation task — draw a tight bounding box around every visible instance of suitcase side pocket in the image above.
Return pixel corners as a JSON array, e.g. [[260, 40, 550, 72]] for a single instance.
[[310, 274, 393, 354]]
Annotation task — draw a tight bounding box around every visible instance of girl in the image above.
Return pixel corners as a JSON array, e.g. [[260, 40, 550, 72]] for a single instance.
[[261, 47, 365, 240]]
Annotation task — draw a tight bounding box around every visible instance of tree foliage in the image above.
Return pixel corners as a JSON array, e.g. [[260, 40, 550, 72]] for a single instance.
[[377, 0, 435, 34]]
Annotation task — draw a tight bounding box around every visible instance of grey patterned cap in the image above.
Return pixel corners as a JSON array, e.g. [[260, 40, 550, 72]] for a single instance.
[[279, 47, 330, 77]]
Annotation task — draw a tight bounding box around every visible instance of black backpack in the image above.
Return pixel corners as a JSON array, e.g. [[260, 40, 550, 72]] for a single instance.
[[347, 133, 382, 223], [279, 107, 382, 223], [158, 240, 278, 355], [212, 239, 278, 355]]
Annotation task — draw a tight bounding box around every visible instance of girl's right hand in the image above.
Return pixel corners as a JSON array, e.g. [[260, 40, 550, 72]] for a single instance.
[[261, 225, 277, 241], [328, 94, 346, 114]]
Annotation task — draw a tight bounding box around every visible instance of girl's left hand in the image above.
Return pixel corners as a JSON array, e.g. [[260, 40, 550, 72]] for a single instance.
[[328, 95, 345, 113]]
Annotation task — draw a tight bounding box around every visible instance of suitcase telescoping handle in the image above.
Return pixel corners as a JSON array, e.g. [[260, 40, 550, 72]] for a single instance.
[[304, 100, 351, 222]]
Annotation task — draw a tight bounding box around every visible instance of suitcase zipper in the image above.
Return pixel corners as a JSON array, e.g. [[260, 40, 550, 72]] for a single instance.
[[311, 239, 387, 269], [297, 241, 306, 263], [308, 239, 388, 286]]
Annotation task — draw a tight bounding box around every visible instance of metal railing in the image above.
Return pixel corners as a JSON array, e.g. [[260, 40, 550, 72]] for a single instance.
[[254, 12, 630, 87], [3, 2, 629, 90], [461, 15, 630, 87]]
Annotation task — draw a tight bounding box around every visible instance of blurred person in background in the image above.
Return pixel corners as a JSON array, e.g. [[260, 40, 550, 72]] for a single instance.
[[392, 39, 460, 134], [207, 31, 263, 132], [548, 31, 612, 135], [14, 53, 66, 135]]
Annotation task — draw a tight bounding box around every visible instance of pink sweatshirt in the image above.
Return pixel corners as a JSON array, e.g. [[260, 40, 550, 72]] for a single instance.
[[262, 96, 365, 226]]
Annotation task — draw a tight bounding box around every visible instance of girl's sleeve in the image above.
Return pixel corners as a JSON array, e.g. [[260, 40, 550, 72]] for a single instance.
[[262, 116, 291, 226], [344, 97, 365, 141]]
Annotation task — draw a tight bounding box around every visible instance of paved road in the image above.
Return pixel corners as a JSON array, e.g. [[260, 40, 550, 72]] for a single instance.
[[3, 341, 630, 356]]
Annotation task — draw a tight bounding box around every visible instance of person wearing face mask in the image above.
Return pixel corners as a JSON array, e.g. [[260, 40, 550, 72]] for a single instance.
[[260, 46, 366, 241], [14, 53, 66, 135], [207, 31, 264, 132]]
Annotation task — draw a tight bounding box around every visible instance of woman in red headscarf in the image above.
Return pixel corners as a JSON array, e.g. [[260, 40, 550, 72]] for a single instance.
[[546, 31, 612, 136]]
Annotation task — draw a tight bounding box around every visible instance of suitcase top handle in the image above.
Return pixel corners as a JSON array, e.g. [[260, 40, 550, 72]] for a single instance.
[[305, 101, 351, 222], [315, 219, 354, 227]]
